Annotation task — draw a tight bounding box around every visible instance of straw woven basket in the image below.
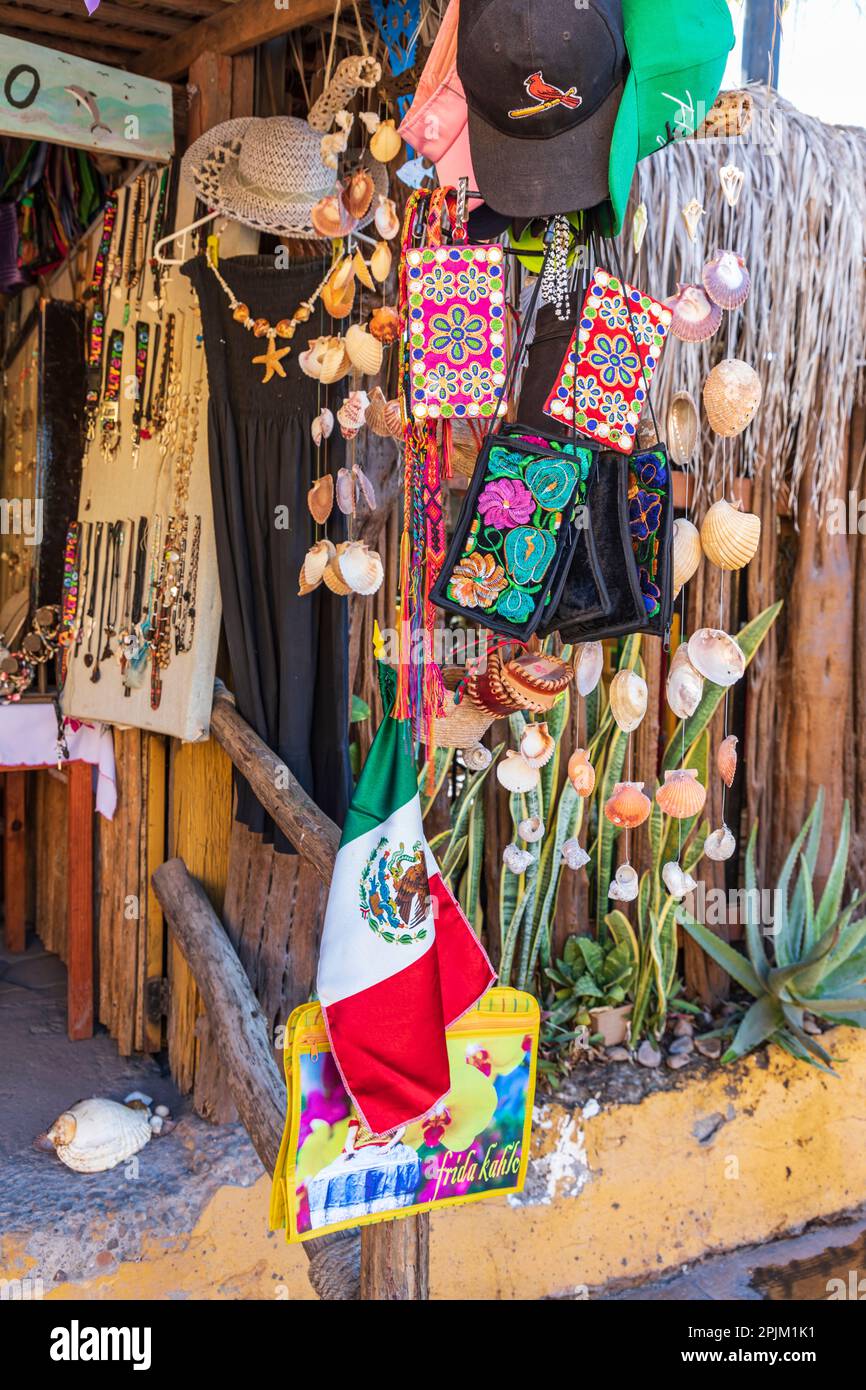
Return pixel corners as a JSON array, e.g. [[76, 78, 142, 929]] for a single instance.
[[432, 697, 495, 749]]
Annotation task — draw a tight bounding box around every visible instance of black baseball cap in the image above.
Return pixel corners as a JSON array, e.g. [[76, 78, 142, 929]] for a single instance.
[[457, 0, 627, 219]]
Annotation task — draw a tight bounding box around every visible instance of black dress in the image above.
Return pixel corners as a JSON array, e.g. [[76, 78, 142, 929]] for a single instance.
[[183, 254, 352, 851]]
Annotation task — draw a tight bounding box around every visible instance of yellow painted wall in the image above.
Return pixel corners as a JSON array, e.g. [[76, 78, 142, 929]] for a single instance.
[[5, 1028, 866, 1301]]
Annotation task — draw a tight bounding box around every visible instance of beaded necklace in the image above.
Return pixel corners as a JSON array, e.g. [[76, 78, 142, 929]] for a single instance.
[[205, 252, 328, 384]]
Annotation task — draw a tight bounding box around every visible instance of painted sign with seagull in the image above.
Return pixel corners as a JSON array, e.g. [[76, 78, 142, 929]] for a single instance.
[[0, 37, 173, 163]]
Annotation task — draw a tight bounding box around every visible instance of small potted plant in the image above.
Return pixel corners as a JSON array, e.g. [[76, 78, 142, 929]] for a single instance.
[[545, 934, 637, 1047]]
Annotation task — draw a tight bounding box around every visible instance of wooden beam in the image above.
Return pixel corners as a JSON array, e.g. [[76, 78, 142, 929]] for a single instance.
[[135, 0, 335, 82], [0, 4, 158, 49], [0, 24, 137, 66], [16, 0, 189, 36]]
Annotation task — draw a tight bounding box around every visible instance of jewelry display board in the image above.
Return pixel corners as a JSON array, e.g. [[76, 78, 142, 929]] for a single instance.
[[61, 176, 254, 741]]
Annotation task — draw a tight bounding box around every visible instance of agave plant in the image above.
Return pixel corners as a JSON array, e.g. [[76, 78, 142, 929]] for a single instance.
[[680, 791, 866, 1072]]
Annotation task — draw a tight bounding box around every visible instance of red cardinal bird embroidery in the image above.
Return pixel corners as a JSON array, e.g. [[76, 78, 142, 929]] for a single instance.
[[508, 71, 583, 120]]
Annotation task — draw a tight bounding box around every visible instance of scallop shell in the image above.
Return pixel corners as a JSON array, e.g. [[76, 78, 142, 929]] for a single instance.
[[463, 743, 492, 772], [662, 860, 698, 900], [518, 815, 545, 843], [370, 118, 402, 163], [311, 194, 357, 239], [333, 536, 383, 592], [702, 249, 751, 310], [703, 358, 762, 437], [664, 283, 722, 343], [374, 195, 400, 240], [609, 669, 648, 732], [604, 781, 651, 829], [344, 323, 383, 377], [655, 768, 708, 819], [321, 272, 356, 320], [383, 398, 403, 438], [336, 389, 370, 439], [608, 862, 639, 901], [311, 407, 334, 447], [700, 496, 761, 571], [352, 248, 376, 291], [336, 467, 356, 514], [687, 628, 746, 687], [342, 169, 375, 219], [503, 843, 533, 874], [496, 749, 540, 793], [319, 340, 353, 385], [561, 838, 590, 871], [308, 473, 334, 524], [369, 305, 400, 344], [365, 387, 391, 437], [519, 721, 555, 769], [717, 734, 738, 788], [370, 240, 393, 282], [567, 748, 596, 797], [299, 538, 337, 594], [46, 1098, 151, 1173], [575, 641, 603, 697], [666, 391, 699, 467], [704, 825, 736, 861], [666, 645, 704, 719], [672, 516, 703, 596]]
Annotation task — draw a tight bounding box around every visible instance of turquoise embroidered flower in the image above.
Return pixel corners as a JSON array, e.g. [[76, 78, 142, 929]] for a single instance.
[[429, 305, 486, 365], [425, 362, 459, 402], [587, 333, 641, 389], [525, 457, 578, 511], [487, 446, 526, 479], [504, 526, 555, 585], [459, 360, 494, 402], [455, 264, 487, 304], [496, 586, 536, 624]]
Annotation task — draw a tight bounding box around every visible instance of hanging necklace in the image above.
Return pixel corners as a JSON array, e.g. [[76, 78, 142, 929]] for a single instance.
[[205, 253, 327, 384]]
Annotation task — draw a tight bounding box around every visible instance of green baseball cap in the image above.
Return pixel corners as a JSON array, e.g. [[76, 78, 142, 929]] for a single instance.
[[607, 0, 735, 234]]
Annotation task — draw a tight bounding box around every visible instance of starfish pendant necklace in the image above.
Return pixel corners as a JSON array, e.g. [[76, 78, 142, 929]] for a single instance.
[[205, 251, 329, 386]]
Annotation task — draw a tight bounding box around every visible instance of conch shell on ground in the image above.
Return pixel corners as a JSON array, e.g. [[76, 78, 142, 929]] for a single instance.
[[609, 669, 648, 732], [687, 628, 746, 687], [43, 1098, 151, 1173], [700, 496, 761, 571]]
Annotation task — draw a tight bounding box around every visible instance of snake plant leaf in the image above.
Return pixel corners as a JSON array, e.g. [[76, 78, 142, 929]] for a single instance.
[[662, 601, 782, 773], [594, 722, 631, 920], [538, 688, 570, 824], [419, 745, 454, 817], [722, 994, 784, 1062], [448, 741, 502, 847], [428, 828, 451, 857], [440, 834, 468, 885], [527, 781, 584, 979], [682, 821, 711, 875], [462, 798, 486, 932], [679, 909, 764, 997], [773, 792, 822, 966], [605, 908, 640, 966]]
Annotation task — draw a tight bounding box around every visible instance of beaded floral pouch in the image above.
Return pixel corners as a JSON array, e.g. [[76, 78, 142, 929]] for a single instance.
[[432, 431, 594, 639], [405, 241, 508, 422], [543, 269, 671, 453]]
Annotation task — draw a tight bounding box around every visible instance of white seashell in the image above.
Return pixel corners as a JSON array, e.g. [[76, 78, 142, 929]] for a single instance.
[[336, 389, 370, 440], [561, 838, 590, 871], [700, 496, 761, 572], [334, 539, 383, 595], [462, 743, 492, 773], [300, 539, 336, 594], [687, 628, 746, 687], [666, 391, 699, 467], [503, 843, 533, 874], [609, 862, 639, 901], [666, 645, 704, 719], [519, 721, 555, 769], [609, 668, 648, 732], [123, 1091, 152, 1107], [344, 322, 383, 377], [359, 111, 381, 135], [518, 815, 545, 843], [672, 517, 703, 596], [704, 825, 736, 861], [149, 1114, 164, 1134], [719, 163, 745, 209], [576, 641, 604, 697], [46, 1098, 152, 1173], [155, 1104, 170, 1118], [703, 358, 762, 438], [374, 195, 400, 240], [662, 861, 698, 900], [496, 749, 540, 794], [311, 408, 334, 447]]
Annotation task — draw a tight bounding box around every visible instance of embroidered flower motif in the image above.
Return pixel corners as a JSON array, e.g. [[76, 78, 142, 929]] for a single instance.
[[425, 362, 459, 402], [425, 264, 457, 304], [601, 389, 632, 427], [459, 360, 494, 402], [629, 309, 661, 348], [629, 488, 662, 542], [639, 566, 661, 616], [635, 450, 668, 487], [598, 295, 630, 331], [478, 477, 535, 529], [504, 526, 556, 584], [525, 456, 578, 511], [496, 586, 536, 623], [449, 551, 508, 609], [455, 264, 488, 304], [587, 332, 641, 389], [487, 446, 525, 478], [574, 376, 603, 413], [429, 304, 486, 364]]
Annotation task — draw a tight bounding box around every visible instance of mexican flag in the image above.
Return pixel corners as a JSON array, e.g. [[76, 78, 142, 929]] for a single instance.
[[317, 665, 495, 1136]]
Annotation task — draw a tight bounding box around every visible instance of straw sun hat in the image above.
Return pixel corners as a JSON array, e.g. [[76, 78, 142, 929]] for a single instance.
[[181, 115, 384, 239]]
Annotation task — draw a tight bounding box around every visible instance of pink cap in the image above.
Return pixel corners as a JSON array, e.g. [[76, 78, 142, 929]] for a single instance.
[[398, 0, 482, 208]]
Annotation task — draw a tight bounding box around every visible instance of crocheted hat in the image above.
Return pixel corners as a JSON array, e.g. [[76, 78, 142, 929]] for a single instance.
[[181, 116, 340, 239]]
